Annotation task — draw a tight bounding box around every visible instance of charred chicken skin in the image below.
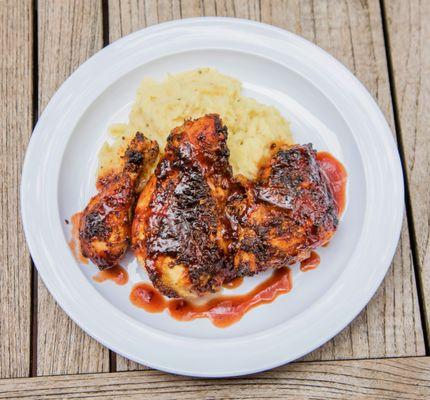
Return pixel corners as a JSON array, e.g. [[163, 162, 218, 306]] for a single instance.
[[132, 114, 234, 298], [79, 132, 159, 270], [227, 143, 338, 276]]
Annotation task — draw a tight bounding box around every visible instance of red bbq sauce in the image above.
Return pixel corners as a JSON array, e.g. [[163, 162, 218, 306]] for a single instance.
[[129, 268, 292, 328], [223, 276, 244, 289], [130, 283, 166, 313], [300, 251, 321, 272], [93, 265, 129, 285], [168, 268, 292, 328], [317, 152, 347, 217], [69, 212, 88, 264]]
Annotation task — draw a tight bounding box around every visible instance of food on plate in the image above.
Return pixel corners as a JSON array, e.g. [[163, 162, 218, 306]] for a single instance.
[[79, 132, 159, 269], [73, 68, 347, 326], [99, 68, 293, 179], [132, 115, 341, 299], [132, 114, 235, 298], [227, 143, 338, 276]]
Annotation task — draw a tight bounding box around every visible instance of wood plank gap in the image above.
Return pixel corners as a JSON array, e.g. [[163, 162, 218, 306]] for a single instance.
[[30, 263, 38, 377], [300, 353, 430, 364], [29, 0, 39, 378], [379, 0, 430, 355], [102, 0, 110, 47], [109, 352, 117, 373], [31, 0, 39, 130]]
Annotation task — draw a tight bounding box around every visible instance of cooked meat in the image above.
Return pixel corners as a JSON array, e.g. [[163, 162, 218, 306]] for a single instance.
[[79, 133, 159, 269], [130, 113, 340, 298], [132, 114, 234, 298], [227, 143, 338, 276]]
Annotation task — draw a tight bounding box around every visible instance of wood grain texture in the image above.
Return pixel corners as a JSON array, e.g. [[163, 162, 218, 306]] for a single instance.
[[0, 0, 32, 379], [262, 0, 425, 361], [1, 357, 430, 399], [36, 0, 109, 375], [107, 0, 425, 370], [383, 0, 430, 343]]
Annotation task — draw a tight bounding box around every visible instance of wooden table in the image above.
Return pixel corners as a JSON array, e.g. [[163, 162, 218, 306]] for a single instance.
[[1, 0, 429, 398]]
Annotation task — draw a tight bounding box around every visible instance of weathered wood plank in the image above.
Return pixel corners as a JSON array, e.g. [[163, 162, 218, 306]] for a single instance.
[[36, 0, 109, 375], [1, 357, 430, 399], [260, 0, 425, 361], [0, 0, 33, 379], [108, 0, 425, 370], [383, 0, 430, 344]]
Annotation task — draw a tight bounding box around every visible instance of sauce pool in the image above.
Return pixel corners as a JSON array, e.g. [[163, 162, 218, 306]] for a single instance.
[[300, 251, 320, 272], [317, 152, 347, 216], [130, 268, 292, 328], [93, 265, 129, 285], [130, 282, 166, 313]]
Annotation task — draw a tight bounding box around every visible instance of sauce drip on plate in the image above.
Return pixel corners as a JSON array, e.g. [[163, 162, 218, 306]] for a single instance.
[[93, 265, 129, 285], [130, 283, 167, 313], [300, 251, 320, 272], [130, 268, 292, 328], [317, 152, 347, 216], [69, 212, 88, 264]]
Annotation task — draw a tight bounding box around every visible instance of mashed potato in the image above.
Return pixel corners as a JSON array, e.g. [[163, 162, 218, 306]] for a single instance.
[[98, 68, 293, 178]]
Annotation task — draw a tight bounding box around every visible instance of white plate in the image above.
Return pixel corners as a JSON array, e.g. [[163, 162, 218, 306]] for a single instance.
[[21, 18, 403, 377]]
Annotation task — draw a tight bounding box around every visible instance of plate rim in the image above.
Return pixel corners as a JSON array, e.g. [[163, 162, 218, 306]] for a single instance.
[[21, 17, 404, 377]]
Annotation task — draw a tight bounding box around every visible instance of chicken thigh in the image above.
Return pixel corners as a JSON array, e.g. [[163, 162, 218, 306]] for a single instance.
[[227, 143, 338, 276]]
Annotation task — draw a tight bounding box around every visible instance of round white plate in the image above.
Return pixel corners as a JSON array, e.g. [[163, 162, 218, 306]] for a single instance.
[[21, 18, 403, 377]]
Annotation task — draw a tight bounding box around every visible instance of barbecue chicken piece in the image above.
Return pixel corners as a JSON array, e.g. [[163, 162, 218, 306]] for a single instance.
[[227, 143, 338, 276], [132, 114, 234, 298], [79, 133, 159, 269]]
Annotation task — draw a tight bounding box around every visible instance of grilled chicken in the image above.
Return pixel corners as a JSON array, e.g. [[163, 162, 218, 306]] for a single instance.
[[227, 143, 338, 276], [79, 132, 159, 269], [132, 115, 234, 298]]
